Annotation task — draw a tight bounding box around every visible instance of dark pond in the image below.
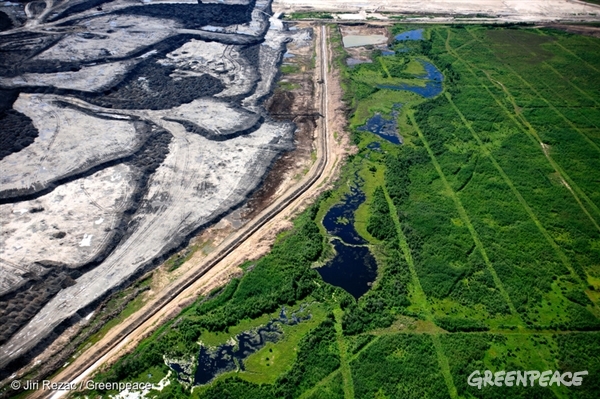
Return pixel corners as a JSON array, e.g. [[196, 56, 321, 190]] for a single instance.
[[319, 183, 378, 299], [317, 239, 378, 299], [381, 49, 395, 56], [358, 104, 402, 144], [379, 60, 443, 98], [169, 306, 311, 386], [367, 141, 381, 151], [322, 185, 367, 245], [395, 29, 423, 41], [347, 57, 373, 66]]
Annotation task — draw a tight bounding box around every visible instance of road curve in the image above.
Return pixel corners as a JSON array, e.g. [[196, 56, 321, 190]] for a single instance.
[[30, 24, 332, 399]]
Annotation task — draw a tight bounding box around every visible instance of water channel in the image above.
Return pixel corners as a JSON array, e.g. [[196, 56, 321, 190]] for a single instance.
[[317, 182, 377, 299], [379, 60, 443, 98], [358, 104, 403, 144], [169, 306, 311, 386]]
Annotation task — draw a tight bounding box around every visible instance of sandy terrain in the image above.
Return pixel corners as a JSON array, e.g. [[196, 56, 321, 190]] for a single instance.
[[274, 0, 600, 22], [0, 94, 145, 200]]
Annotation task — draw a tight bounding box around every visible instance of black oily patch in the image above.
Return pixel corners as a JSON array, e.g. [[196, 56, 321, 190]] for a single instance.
[[112, 2, 256, 29], [0, 267, 77, 347], [0, 11, 13, 31], [47, 0, 116, 22], [0, 32, 65, 77], [0, 108, 39, 160], [239, 42, 261, 66], [73, 61, 225, 110]]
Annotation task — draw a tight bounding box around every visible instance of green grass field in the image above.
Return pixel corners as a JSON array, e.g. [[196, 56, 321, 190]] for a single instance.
[[78, 25, 600, 399]]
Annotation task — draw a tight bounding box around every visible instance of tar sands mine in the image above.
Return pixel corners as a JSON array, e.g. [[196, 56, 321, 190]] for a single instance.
[[1, 1, 600, 399]]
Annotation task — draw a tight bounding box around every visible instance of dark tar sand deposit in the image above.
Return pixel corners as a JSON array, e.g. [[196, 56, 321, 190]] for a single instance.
[[0, 0, 311, 376]]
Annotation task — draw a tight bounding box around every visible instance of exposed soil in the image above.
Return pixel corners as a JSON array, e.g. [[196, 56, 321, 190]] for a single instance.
[[542, 23, 600, 38], [17, 23, 355, 399], [244, 28, 318, 220], [0, 0, 290, 374], [0, 127, 171, 353]]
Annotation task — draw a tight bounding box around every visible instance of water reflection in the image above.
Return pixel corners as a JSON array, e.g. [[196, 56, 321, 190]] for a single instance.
[[169, 306, 311, 386], [318, 182, 377, 298], [378, 60, 443, 98], [358, 104, 402, 144], [322, 185, 366, 245], [395, 29, 424, 41], [317, 239, 377, 299]]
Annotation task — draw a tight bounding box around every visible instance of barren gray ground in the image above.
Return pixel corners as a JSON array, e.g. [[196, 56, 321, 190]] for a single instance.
[[274, 0, 600, 22], [0, 0, 301, 372]]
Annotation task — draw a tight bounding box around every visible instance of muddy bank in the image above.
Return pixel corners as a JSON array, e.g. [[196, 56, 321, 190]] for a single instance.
[[244, 26, 318, 219]]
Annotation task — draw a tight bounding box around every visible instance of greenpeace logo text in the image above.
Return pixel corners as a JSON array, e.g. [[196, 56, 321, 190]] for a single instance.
[[467, 370, 588, 389]]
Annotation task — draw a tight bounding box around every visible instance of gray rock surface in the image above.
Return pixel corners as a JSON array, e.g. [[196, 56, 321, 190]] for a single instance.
[[0, 0, 299, 370]]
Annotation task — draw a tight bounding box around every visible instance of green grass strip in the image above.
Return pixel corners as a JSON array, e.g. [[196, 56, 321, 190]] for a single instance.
[[444, 92, 598, 307], [333, 308, 355, 399], [378, 57, 392, 79], [443, 28, 600, 232], [541, 61, 600, 108], [543, 34, 600, 74], [382, 184, 458, 399], [297, 370, 342, 399], [464, 28, 600, 156], [408, 111, 522, 325]]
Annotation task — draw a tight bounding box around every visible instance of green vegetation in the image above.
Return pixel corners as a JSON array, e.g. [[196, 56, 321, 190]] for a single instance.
[[85, 24, 600, 399], [351, 334, 448, 398], [240, 303, 329, 385], [76, 276, 151, 352], [166, 244, 199, 271], [280, 64, 301, 74], [284, 12, 334, 20], [277, 81, 301, 91]]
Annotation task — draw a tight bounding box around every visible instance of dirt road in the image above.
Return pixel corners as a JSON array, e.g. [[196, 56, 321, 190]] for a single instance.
[[30, 23, 350, 399]]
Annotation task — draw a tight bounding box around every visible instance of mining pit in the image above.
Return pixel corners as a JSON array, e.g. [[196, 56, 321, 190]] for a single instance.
[[0, 0, 317, 377]]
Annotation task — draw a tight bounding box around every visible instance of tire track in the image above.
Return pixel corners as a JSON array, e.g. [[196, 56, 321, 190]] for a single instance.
[[34, 22, 332, 399]]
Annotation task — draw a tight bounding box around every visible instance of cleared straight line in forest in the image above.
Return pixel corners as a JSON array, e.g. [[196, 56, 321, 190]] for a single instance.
[[333, 308, 355, 399], [297, 324, 600, 398], [297, 370, 341, 399], [465, 28, 600, 156], [462, 41, 600, 223], [541, 61, 600, 109], [583, 35, 600, 48], [486, 29, 600, 111], [442, 28, 600, 232], [444, 93, 597, 306], [542, 35, 600, 74], [453, 38, 476, 52], [381, 184, 458, 399], [479, 74, 600, 233], [533, 74, 600, 132], [378, 57, 392, 79], [407, 111, 522, 324]]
